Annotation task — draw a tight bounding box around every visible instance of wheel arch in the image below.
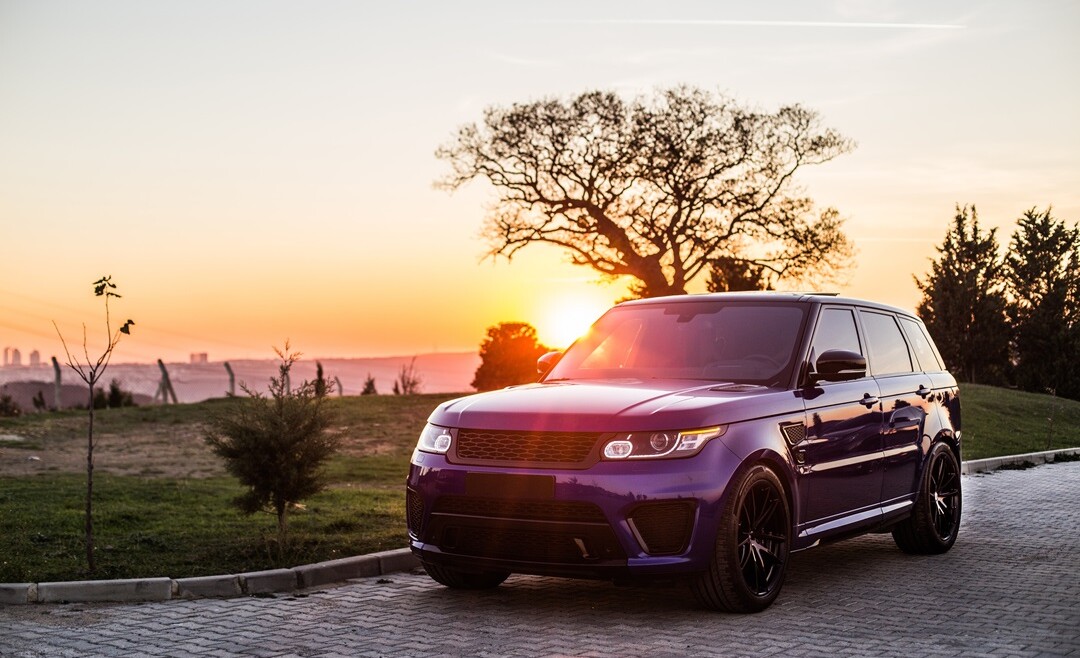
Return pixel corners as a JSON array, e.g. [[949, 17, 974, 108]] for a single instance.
[[925, 428, 961, 475], [727, 448, 799, 535]]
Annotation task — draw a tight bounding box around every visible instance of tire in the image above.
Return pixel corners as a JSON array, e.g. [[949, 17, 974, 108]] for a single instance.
[[422, 561, 510, 590], [892, 442, 962, 555], [692, 464, 791, 613]]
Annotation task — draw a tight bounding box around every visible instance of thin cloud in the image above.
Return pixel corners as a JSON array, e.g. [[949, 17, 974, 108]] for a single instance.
[[482, 51, 558, 68], [536, 19, 965, 30]]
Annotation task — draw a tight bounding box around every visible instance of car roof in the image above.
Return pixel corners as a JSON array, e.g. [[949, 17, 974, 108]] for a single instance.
[[617, 291, 918, 320]]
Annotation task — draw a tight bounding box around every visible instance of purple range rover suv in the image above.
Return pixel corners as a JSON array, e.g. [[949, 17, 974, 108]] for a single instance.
[[407, 293, 962, 612]]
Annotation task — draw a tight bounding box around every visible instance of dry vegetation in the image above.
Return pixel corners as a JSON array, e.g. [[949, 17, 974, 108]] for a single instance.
[[0, 393, 458, 480]]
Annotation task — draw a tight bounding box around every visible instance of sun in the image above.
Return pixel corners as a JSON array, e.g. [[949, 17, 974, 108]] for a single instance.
[[534, 294, 612, 349]]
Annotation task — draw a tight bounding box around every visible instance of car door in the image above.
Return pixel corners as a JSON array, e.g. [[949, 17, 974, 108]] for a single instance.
[[798, 306, 884, 529], [859, 310, 932, 507]]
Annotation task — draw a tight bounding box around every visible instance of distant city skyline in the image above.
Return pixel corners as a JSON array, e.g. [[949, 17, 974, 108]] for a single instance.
[[2, 1, 1077, 363]]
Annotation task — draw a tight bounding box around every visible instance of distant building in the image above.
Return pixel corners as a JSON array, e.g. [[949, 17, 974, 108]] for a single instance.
[[2, 347, 8, 367], [29, 350, 41, 367], [10, 348, 21, 367], [190, 352, 209, 364]]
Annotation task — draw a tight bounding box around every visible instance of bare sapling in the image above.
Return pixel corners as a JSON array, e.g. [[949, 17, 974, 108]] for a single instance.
[[53, 275, 134, 573]]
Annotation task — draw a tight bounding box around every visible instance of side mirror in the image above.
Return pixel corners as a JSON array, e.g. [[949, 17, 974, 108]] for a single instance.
[[537, 351, 563, 378], [811, 349, 867, 383]]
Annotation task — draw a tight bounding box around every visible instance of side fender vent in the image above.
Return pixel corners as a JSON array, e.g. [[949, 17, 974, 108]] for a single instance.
[[779, 421, 807, 446]]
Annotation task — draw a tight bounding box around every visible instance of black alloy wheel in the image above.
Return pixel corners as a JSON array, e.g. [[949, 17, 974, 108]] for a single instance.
[[737, 479, 788, 596], [893, 442, 962, 554], [692, 465, 791, 613]]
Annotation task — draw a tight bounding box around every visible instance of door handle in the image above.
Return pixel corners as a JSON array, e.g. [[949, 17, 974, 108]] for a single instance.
[[861, 393, 879, 408], [916, 385, 931, 399]]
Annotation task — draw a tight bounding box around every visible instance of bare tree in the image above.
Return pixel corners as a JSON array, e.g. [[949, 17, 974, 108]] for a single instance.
[[53, 276, 134, 573], [392, 357, 422, 395], [438, 86, 854, 297]]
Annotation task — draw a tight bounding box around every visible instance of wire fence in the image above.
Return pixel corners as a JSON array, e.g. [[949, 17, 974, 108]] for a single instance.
[[0, 353, 479, 413]]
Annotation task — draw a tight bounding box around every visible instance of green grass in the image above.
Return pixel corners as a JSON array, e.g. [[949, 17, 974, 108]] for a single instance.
[[0, 393, 461, 583], [960, 384, 1080, 460], [0, 475, 407, 582], [0, 385, 1077, 582]]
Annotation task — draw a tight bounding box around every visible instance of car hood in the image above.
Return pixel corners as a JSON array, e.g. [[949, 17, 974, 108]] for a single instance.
[[428, 380, 799, 433]]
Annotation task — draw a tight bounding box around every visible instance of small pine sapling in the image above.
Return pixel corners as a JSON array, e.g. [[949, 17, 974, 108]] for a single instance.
[[204, 345, 339, 547]]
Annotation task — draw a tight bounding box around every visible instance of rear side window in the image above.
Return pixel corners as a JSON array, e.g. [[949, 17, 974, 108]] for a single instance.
[[900, 318, 943, 371], [860, 311, 913, 376]]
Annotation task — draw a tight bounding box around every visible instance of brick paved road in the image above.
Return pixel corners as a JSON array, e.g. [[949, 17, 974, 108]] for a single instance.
[[2, 461, 1079, 657]]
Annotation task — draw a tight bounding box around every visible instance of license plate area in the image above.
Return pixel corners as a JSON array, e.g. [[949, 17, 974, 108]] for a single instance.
[[465, 473, 555, 499]]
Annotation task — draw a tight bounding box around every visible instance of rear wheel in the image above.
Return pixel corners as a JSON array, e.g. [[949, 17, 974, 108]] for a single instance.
[[422, 561, 510, 589], [692, 465, 791, 613], [892, 442, 961, 554]]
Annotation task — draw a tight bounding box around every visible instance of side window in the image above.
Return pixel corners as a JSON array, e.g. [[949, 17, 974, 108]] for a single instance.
[[811, 307, 862, 359], [860, 311, 913, 376], [900, 317, 943, 372]]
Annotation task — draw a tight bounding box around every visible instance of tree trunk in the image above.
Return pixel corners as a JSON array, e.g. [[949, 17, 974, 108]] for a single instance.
[[86, 383, 95, 573], [277, 503, 289, 547]]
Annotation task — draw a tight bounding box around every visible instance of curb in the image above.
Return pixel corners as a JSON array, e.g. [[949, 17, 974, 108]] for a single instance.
[[4, 448, 1078, 606], [961, 447, 1080, 475], [0, 548, 419, 606]]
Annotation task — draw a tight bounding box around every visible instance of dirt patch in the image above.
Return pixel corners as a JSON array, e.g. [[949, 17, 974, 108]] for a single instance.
[[0, 421, 402, 479], [0, 422, 226, 479]]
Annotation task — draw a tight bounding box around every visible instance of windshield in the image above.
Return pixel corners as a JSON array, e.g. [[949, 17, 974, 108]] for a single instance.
[[546, 301, 807, 387]]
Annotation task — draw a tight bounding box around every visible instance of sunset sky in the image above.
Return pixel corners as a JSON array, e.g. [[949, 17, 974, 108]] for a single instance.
[[2, 1, 1078, 364]]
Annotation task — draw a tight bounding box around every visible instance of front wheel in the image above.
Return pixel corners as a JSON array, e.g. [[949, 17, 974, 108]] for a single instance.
[[692, 464, 791, 613], [892, 442, 962, 554], [422, 561, 510, 590]]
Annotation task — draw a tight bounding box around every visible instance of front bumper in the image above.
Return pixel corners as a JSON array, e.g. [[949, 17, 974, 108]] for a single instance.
[[406, 439, 743, 580]]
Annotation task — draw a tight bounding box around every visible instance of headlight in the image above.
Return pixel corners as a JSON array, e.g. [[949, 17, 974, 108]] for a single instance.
[[416, 423, 455, 454], [602, 426, 726, 460]]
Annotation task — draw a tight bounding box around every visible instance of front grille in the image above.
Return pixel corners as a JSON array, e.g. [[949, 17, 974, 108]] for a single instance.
[[433, 496, 607, 523], [627, 500, 696, 555], [454, 429, 601, 465]]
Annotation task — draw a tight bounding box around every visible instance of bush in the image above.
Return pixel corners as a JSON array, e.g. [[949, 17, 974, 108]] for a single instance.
[[392, 358, 422, 395], [204, 347, 339, 544], [361, 373, 378, 395], [92, 379, 136, 409], [0, 394, 22, 418]]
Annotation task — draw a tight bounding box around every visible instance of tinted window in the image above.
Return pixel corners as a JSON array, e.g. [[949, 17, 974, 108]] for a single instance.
[[900, 318, 943, 371], [810, 307, 862, 357], [547, 302, 807, 386], [860, 311, 913, 375]]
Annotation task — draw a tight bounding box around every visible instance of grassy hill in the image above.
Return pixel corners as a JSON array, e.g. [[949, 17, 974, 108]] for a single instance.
[[0, 385, 1076, 582], [960, 383, 1080, 460]]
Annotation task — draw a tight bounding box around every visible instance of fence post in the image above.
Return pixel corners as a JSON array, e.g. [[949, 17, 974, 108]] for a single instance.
[[51, 356, 62, 410], [156, 359, 178, 404], [223, 361, 235, 396], [334, 376, 343, 397]]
